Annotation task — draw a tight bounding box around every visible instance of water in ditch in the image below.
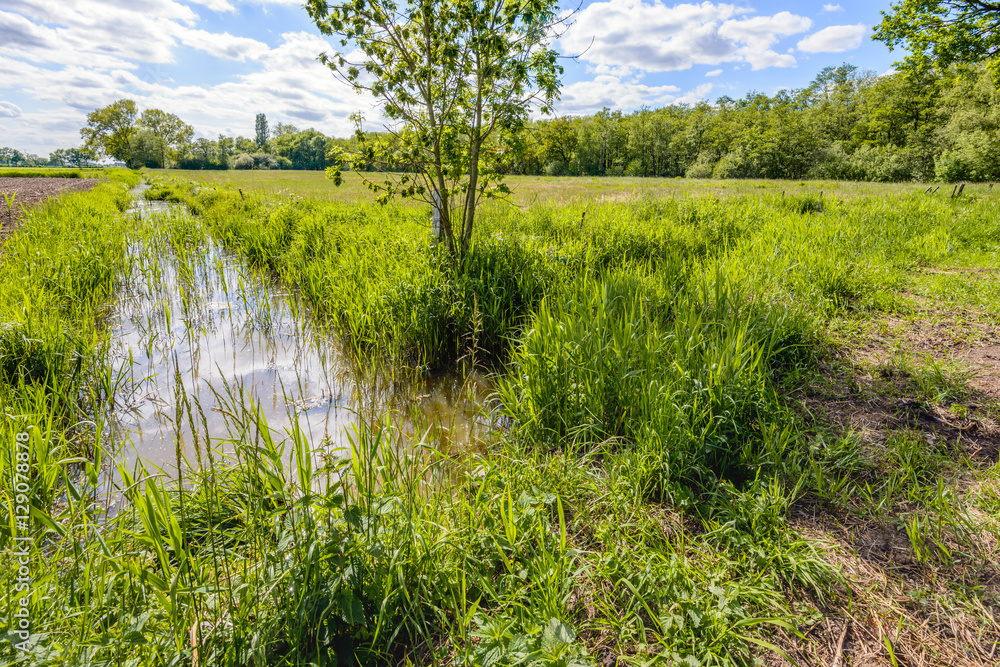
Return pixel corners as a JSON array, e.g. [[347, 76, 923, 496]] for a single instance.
[[106, 193, 491, 485]]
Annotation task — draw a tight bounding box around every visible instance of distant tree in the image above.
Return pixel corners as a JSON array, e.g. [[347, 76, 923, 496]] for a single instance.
[[217, 135, 235, 164], [255, 113, 270, 150], [138, 109, 194, 167], [81, 99, 139, 166], [0, 147, 19, 166], [66, 147, 95, 168], [306, 0, 564, 258], [130, 130, 166, 168], [48, 148, 70, 166], [193, 138, 215, 164], [235, 136, 257, 154], [273, 123, 298, 139], [176, 138, 229, 170], [273, 129, 331, 169], [540, 117, 579, 175], [876, 0, 1000, 70]]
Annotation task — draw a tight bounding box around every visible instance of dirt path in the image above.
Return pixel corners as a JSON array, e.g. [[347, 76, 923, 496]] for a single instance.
[[0, 176, 101, 242]]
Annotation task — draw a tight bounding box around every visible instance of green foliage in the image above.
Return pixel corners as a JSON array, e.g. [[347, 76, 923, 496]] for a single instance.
[[2, 178, 998, 665], [233, 153, 254, 170], [497, 275, 806, 497], [506, 63, 1000, 183], [875, 0, 1000, 69], [255, 112, 269, 150], [197, 190, 555, 368], [137, 108, 194, 168], [306, 0, 564, 257], [935, 131, 1000, 181], [80, 99, 140, 166], [0, 168, 81, 178]]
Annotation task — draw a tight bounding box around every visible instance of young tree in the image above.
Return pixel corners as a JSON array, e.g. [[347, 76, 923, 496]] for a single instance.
[[81, 99, 139, 166], [305, 0, 564, 259], [255, 113, 270, 150]]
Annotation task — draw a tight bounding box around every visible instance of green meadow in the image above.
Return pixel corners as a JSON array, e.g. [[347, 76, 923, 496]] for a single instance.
[[156, 168, 991, 206], [1, 170, 998, 665]]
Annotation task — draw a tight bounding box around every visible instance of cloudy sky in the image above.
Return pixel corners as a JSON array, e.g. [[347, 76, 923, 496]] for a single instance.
[[0, 0, 898, 157]]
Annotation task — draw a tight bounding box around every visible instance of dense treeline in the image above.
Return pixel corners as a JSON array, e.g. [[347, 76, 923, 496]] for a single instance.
[[0, 146, 97, 168], [508, 64, 1000, 182], [10, 62, 999, 180], [171, 124, 347, 171]]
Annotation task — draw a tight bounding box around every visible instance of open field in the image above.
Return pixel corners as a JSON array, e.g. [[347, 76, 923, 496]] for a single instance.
[[0, 176, 101, 241], [1, 172, 999, 665], [0, 167, 107, 179], [153, 168, 1000, 207]]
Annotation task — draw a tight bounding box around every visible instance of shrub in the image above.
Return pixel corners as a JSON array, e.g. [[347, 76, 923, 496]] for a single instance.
[[685, 152, 715, 179], [849, 145, 925, 182], [251, 153, 281, 170], [712, 150, 750, 179], [233, 153, 254, 170], [935, 131, 1000, 182]]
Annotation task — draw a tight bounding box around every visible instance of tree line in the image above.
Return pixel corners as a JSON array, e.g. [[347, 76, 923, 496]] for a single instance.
[[73, 101, 355, 171], [0, 146, 96, 168], [508, 63, 1000, 183], [10, 61, 995, 182]]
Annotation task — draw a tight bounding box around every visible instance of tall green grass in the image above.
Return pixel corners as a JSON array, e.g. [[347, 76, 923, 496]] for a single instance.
[[0, 168, 83, 179], [2, 176, 998, 664], [0, 167, 140, 181]]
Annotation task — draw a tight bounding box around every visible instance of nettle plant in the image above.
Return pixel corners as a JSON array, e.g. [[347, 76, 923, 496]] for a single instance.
[[306, 0, 565, 260]]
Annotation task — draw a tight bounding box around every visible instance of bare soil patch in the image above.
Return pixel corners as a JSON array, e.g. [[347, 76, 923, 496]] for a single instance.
[[0, 176, 100, 242], [774, 297, 1000, 665], [965, 345, 1000, 399]]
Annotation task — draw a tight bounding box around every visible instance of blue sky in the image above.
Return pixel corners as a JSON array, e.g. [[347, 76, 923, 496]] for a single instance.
[[0, 0, 901, 157]]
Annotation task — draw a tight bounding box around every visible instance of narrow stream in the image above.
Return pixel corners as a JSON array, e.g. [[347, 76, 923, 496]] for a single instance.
[[108, 191, 491, 480]]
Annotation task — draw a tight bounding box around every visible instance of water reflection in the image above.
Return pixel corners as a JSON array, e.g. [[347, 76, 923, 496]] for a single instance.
[[109, 199, 491, 480]]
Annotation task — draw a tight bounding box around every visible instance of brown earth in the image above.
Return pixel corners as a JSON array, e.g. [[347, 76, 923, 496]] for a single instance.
[[770, 297, 1000, 666], [0, 176, 100, 242]]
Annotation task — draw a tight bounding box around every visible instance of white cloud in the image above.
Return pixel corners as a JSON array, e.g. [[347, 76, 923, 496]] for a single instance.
[[0, 11, 372, 153], [797, 24, 866, 53], [0, 3, 192, 67], [705, 68, 723, 76], [189, 0, 236, 11], [560, 1, 811, 72], [675, 83, 714, 105], [822, 3, 843, 12], [719, 11, 812, 69], [558, 76, 679, 113], [171, 27, 270, 61], [0, 101, 22, 117], [0, 0, 382, 153], [555, 76, 714, 114], [589, 63, 637, 79]]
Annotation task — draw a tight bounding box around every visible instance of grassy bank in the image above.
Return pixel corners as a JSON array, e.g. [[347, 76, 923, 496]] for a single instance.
[[2, 174, 998, 665]]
